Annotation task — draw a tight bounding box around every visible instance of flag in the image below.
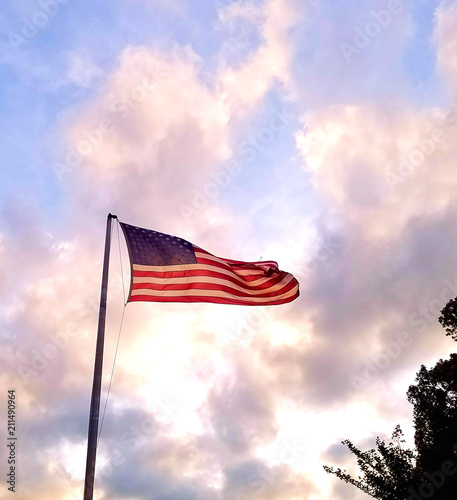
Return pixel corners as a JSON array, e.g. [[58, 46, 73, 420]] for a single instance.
[[120, 222, 299, 306]]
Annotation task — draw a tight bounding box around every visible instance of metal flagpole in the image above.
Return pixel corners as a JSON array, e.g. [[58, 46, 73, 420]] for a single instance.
[[83, 213, 117, 500]]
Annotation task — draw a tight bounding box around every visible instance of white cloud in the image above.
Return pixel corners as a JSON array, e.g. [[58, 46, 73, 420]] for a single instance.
[[296, 104, 457, 241], [435, 1, 457, 98], [218, 0, 264, 24], [219, 0, 299, 113], [56, 0, 300, 241], [130, 0, 185, 15], [65, 53, 103, 88], [4, 1, 457, 499], [57, 44, 232, 238]]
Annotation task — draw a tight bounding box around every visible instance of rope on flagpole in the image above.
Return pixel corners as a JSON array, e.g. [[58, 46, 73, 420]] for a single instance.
[[116, 219, 127, 307], [97, 220, 128, 445]]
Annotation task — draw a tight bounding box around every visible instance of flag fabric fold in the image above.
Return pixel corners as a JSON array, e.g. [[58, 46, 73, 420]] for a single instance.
[[120, 222, 299, 306]]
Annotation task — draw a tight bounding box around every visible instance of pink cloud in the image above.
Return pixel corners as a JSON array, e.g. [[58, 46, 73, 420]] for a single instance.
[[435, 1, 457, 98]]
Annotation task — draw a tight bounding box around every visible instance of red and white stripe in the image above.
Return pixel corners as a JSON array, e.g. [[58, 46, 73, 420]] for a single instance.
[[129, 247, 299, 306]]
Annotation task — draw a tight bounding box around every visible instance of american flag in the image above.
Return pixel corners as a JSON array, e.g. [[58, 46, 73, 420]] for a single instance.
[[120, 222, 299, 306]]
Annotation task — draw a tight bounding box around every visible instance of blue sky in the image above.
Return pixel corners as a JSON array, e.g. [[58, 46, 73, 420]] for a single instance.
[[1, 1, 457, 499], [0, 0, 447, 223]]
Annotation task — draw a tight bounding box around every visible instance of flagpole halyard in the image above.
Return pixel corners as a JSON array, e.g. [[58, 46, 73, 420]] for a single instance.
[[83, 213, 117, 500]]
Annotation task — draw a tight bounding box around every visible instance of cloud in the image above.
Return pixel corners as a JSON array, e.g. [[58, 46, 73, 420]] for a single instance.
[[0, 231, 7, 295], [65, 53, 103, 88], [435, 1, 457, 97], [296, 104, 457, 241], [205, 361, 279, 454], [57, 45, 230, 229], [133, 0, 186, 16], [219, 0, 299, 112], [218, 1, 264, 25], [0, 208, 311, 498], [289, 0, 415, 108], [222, 458, 313, 499], [54, 0, 300, 242], [284, 97, 457, 417], [3, 1, 457, 499]]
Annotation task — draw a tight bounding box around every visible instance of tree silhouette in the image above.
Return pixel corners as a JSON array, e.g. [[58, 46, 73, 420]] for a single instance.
[[323, 425, 417, 499], [324, 296, 457, 499], [438, 296, 457, 341], [406, 354, 457, 499]]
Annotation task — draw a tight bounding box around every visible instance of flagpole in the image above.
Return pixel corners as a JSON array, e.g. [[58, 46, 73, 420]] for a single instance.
[[83, 213, 117, 500]]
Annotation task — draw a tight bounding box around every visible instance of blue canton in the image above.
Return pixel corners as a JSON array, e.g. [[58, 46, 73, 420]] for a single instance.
[[121, 223, 197, 266]]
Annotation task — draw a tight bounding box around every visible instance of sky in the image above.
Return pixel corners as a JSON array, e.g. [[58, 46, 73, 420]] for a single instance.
[[0, 0, 456, 499]]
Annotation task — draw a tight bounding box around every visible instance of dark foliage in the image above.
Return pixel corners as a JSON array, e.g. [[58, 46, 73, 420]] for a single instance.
[[438, 296, 457, 341], [407, 354, 457, 499], [323, 425, 417, 499], [324, 296, 457, 499]]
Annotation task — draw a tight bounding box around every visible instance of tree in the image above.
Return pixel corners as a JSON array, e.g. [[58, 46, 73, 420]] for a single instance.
[[438, 296, 457, 341], [323, 425, 417, 499], [325, 355, 457, 499], [324, 298, 457, 499], [406, 353, 457, 499]]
